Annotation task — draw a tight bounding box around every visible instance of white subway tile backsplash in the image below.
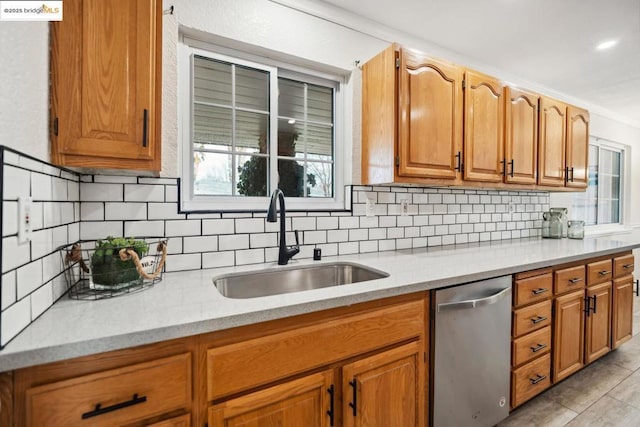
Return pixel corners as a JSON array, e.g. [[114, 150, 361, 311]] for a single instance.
[[291, 217, 316, 231], [348, 229, 368, 241], [219, 234, 249, 251], [81, 183, 123, 202], [2, 201, 18, 236], [317, 217, 339, 230], [369, 228, 386, 240], [17, 259, 43, 299], [235, 249, 265, 265], [94, 175, 137, 184], [52, 178, 68, 201], [165, 220, 200, 237], [2, 271, 16, 310], [147, 203, 185, 220], [124, 184, 165, 202], [68, 181, 80, 200], [236, 218, 265, 234], [339, 217, 359, 229], [183, 236, 218, 253], [81, 202, 104, 221], [165, 254, 201, 272], [4, 166, 31, 200], [379, 239, 396, 251], [105, 203, 147, 221], [250, 232, 277, 248], [81, 221, 123, 240], [2, 236, 30, 273], [202, 251, 235, 269], [31, 228, 53, 260], [165, 185, 178, 203], [338, 241, 359, 255], [1, 297, 30, 346], [31, 282, 53, 320], [388, 228, 404, 239], [124, 220, 165, 238], [139, 177, 178, 185], [303, 231, 327, 245], [328, 229, 349, 243], [359, 240, 378, 253], [203, 219, 236, 235]]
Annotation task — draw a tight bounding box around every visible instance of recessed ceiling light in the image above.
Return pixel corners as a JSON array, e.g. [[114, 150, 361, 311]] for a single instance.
[[287, 119, 296, 124], [596, 40, 618, 50]]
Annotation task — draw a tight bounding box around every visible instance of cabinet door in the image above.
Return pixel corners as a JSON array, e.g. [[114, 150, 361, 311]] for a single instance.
[[585, 282, 612, 363], [343, 342, 423, 427], [612, 276, 634, 349], [504, 87, 539, 185], [463, 70, 504, 182], [566, 106, 589, 189], [51, 0, 161, 170], [538, 97, 567, 186], [208, 370, 334, 427], [148, 414, 190, 427], [553, 290, 585, 382], [398, 51, 463, 181]]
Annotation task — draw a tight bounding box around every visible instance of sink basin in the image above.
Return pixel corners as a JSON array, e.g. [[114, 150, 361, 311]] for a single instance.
[[213, 262, 389, 299]]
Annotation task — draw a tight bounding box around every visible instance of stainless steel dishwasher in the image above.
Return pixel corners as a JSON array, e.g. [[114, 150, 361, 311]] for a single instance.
[[432, 276, 512, 427]]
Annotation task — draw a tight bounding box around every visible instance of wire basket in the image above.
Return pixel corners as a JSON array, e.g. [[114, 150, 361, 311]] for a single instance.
[[59, 238, 168, 300]]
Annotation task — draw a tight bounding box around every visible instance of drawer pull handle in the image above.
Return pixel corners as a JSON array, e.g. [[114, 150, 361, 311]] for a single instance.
[[142, 109, 149, 147], [531, 316, 547, 324], [623, 264, 634, 269], [532, 288, 548, 295], [81, 393, 147, 419], [530, 343, 547, 353], [327, 384, 335, 426], [348, 379, 357, 417], [591, 295, 597, 314], [530, 374, 547, 385], [568, 277, 583, 284], [598, 270, 611, 276]]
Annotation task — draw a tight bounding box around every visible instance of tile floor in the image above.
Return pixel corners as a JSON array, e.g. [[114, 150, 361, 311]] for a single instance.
[[499, 291, 640, 426]]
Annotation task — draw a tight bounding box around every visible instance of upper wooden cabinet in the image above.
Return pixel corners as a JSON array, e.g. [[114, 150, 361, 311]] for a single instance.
[[50, 0, 162, 171], [463, 70, 504, 182], [538, 98, 589, 188], [566, 106, 590, 189], [362, 45, 463, 185], [504, 87, 539, 185]]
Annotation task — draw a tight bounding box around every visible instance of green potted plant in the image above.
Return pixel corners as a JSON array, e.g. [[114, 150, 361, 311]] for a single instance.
[[91, 237, 149, 287]]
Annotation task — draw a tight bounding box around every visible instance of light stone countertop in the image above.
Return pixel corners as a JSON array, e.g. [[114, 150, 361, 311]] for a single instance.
[[1, 231, 640, 372]]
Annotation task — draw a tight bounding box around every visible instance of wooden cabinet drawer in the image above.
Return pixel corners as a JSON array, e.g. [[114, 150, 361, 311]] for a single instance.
[[513, 300, 552, 338], [512, 326, 551, 367], [148, 414, 191, 427], [511, 353, 551, 408], [555, 265, 586, 295], [614, 254, 635, 278], [587, 259, 613, 285], [207, 299, 425, 400], [514, 273, 552, 307], [25, 353, 191, 427]]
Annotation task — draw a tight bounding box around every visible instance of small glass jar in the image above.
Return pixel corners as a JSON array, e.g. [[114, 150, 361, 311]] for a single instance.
[[547, 211, 563, 238], [541, 212, 551, 238], [550, 207, 568, 238], [567, 220, 585, 239]]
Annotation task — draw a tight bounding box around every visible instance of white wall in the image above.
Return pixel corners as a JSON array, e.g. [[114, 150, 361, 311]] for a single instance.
[[0, 22, 49, 161]]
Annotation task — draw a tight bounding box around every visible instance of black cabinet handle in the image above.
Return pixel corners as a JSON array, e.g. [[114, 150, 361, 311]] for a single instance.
[[509, 159, 514, 177], [532, 288, 548, 295], [599, 270, 611, 276], [591, 295, 597, 314], [531, 316, 547, 324], [584, 295, 591, 317], [142, 109, 149, 148], [500, 159, 506, 176], [81, 393, 147, 419], [454, 151, 462, 172], [568, 277, 583, 284], [623, 264, 634, 269], [565, 166, 570, 183], [530, 343, 547, 353], [570, 167, 575, 182], [327, 385, 335, 426], [348, 379, 357, 417], [635, 279, 639, 297], [530, 374, 547, 385]]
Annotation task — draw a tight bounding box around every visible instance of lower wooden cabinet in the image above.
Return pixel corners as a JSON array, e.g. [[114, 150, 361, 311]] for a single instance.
[[209, 371, 334, 427], [148, 414, 191, 427], [585, 281, 612, 363], [553, 289, 586, 382], [613, 275, 634, 348], [342, 342, 423, 427], [511, 353, 551, 408]]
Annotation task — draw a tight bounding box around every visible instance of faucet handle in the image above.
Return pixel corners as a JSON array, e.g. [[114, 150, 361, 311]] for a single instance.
[[293, 230, 300, 247]]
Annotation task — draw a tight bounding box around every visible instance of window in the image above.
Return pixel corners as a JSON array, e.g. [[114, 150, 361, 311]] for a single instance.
[[572, 138, 624, 227], [180, 40, 347, 212]]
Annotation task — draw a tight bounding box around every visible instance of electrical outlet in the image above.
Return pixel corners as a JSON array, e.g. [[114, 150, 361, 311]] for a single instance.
[[401, 199, 409, 216], [18, 196, 33, 243], [365, 198, 375, 217]]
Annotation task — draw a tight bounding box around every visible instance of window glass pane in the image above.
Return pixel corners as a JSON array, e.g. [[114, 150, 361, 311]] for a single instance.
[[194, 56, 232, 106], [194, 152, 232, 195], [236, 155, 269, 197], [235, 65, 269, 111], [277, 158, 312, 197], [193, 104, 232, 149], [306, 161, 333, 197], [278, 79, 305, 120], [236, 110, 268, 152], [300, 124, 333, 158], [307, 84, 333, 124]]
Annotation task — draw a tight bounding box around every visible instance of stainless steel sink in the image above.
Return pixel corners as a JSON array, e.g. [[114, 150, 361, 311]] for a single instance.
[[213, 262, 389, 299]]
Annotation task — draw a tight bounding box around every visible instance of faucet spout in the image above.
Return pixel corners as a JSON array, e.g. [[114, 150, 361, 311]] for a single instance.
[[266, 189, 299, 265]]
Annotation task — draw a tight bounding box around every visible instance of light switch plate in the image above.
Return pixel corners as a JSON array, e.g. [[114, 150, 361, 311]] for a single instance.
[[18, 196, 33, 243]]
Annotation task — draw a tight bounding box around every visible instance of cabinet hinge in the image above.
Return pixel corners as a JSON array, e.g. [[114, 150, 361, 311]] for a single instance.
[[395, 57, 400, 68], [395, 156, 400, 167], [53, 117, 58, 136]]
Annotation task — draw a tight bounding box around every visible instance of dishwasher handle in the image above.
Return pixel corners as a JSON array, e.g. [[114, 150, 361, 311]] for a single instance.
[[437, 287, 511, 312]]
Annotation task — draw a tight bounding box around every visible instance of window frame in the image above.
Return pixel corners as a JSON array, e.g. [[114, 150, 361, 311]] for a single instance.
[[179, 37, 349, 213], [575, 136, 627, 235]]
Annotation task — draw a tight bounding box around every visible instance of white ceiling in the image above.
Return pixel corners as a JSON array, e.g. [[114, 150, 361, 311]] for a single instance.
[[316, 0, 640, 127]]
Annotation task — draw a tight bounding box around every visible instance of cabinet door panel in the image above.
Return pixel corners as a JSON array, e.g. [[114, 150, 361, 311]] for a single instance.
[[504, 87, 539, 184], [343, 342, 423, 427], [538, 97, 567, 186], [553, 290, 585, 382], [566, 106, 589, 189], [612, 276, 634, 349], [208, 371, 333, 427], [463, 70, 504, 182], [398, 51, 463, 180], [585, 282, 612, 363]]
